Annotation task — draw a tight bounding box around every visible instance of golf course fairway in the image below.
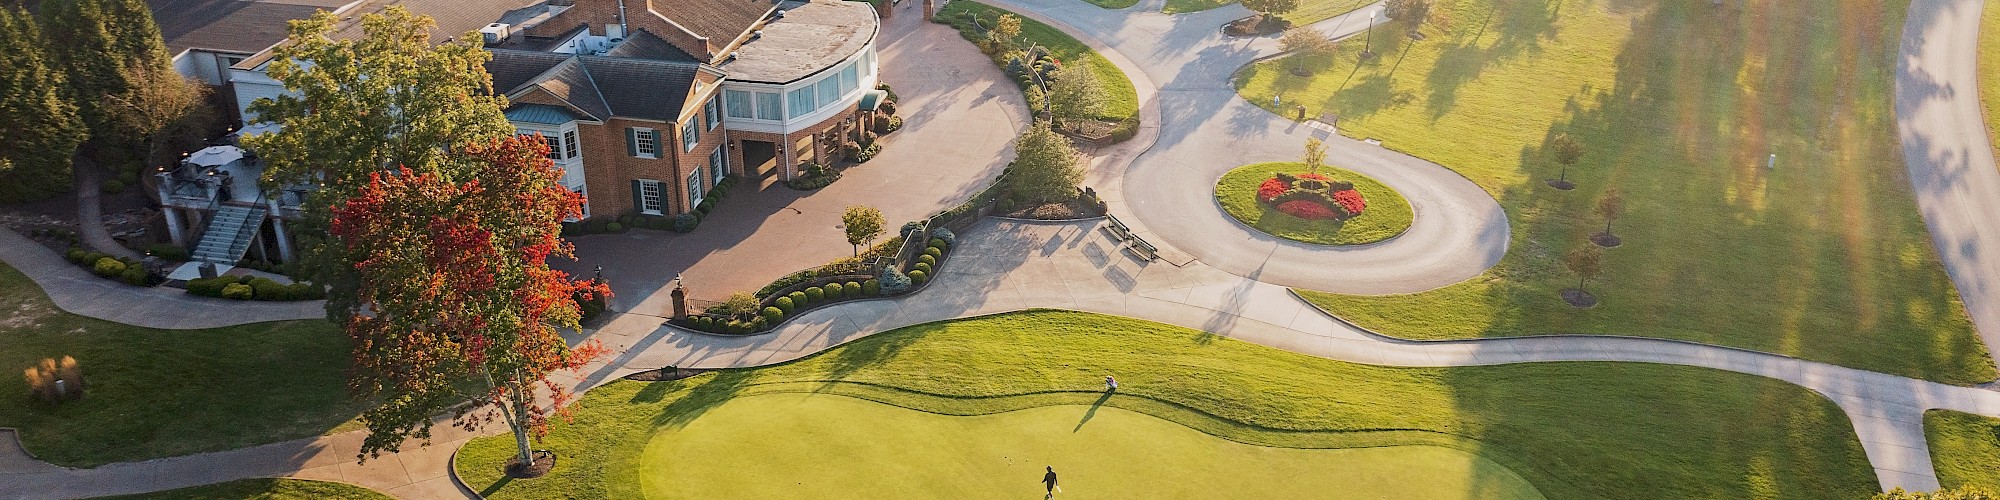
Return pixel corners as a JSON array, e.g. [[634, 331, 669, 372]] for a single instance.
[[638, 393, 1545, 499]]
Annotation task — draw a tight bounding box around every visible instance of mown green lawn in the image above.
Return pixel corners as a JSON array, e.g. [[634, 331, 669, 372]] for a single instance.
[[1215, 161, 1413, 245], [935, 1, 1139, 124], [95, 478, 390, 500], [1980, 0, 2000, 174], [1239, 0, 1993, 384], [635, 394, 1543, 499], [1163, 0, 1370, 24], [1083, 0, 1139, 9], [0, 263, 362, 467], [458, 310, 1875, 500], [1923, 409, 2000, 491]]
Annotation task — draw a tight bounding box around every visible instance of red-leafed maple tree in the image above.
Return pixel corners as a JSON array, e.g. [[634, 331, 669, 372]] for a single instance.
[[329, 134, 608, 474]]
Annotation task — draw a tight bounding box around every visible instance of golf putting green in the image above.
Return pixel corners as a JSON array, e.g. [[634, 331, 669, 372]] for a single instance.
[[638, 393, 1545, 499]]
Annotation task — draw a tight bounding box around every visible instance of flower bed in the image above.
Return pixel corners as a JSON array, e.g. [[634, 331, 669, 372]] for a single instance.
[[1214, 162, 1412, 246]]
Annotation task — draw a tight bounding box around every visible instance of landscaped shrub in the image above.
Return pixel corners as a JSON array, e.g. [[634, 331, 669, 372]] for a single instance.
[[750, 316, 768, 331], [221, 283, 253, 300], [694, 316, 715, 331], [932, 227, 957, 246], [879, 268, 912, 294], [863, 279, 881, 296], [924, 246, 943, 259], [805, 286, 826, 303], [775, 296, 796, 313], [788, 291, 809, 307], [288, 282, 325, 300], [673, 213, 700, 233], [606, 222, 625, 233], [119, 263, 150, 286], [247, 278, 288, 300], [913, 261, 932, 274], [186, 276, 228, 297], [919, 254, 937, 266], [586, 220, 610, 233], [824, 282, 846, 300], [908, 269, 929, 284], [929, 237, 950, 249], [22, 356, 84, 403], [875, 115, 904, 134], [845, 281, 863, 296], [761, 306, 786, 323], [91, 257, 125, 278], [64, 247, 87, 264], [143, 244, 189, 261], [696, 199, 714, 215]]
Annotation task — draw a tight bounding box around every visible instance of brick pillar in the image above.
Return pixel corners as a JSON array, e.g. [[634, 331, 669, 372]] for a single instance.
[[923, 0, 933, 21]]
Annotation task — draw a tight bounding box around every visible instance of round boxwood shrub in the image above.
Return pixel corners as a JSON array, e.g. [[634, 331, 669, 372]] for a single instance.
[[823, 282, 845, 300], [606, 222, 624, 233], [844, 281, 863, 296], [248, 278, 288, 300], [673, 212, 700, 233], [863, 279, 881, 296], [750, 316, 768, 331], [933, 228, 957, 246], [64, 247, 88, 264], [805, 286, 826, 303], [919, 254, 937, 266], [930, 237, 949, 249], [913, 262, 932, 274], [788, 290, 809, 307], [908, 269, 929, 284], [775, 296, 796, 313], [120, 264, 150, 286], [761, 306, 785, 323], [92, 257, 125, 278], [924, 246, 943, 258], [221, 283, 254, 300], [690, 316, 710, 331]]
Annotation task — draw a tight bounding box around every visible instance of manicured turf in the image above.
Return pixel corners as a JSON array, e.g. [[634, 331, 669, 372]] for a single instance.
[[935, 1, 1140, 124], [457, 310, 1875, 500], [1215, 161, 1413, 245], [1923, 409, 2000, 491], [1163, 0, 1370, 24], [1239, 0, 1993, 384], [639, 393, 1543, 499], [1082, 0, 1139, 9], [1981, 0, 2000, 174], [0, 263, 361, 467], [95, 478, 391, 500]]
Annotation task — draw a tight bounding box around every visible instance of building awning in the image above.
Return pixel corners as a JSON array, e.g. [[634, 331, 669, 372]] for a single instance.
[[858, 89, 888, 111], [504, 104, 582, 125]]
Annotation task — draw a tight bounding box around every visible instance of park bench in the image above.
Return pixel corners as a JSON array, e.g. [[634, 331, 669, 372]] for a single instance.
[[1102, 214, 1135, 242]]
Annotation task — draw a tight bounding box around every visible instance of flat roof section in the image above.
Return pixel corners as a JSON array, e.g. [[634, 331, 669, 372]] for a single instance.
[[151, 0, 337, 54], [718, 0, 875, 84]]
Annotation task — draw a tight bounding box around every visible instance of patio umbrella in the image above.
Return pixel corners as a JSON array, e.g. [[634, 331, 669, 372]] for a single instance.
[[186, 145, 245, 167]]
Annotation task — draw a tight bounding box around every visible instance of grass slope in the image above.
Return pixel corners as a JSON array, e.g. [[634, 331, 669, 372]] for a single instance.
[[94, 478, 391, 500], [0, 263, 361, 467], [458, 310, 1875, 500], [1924, 409, 2000, 491], [1982, 0, 2000, 175], [1083, 0, 1139, 9], [1238, 0, 1992, 384], [1215, 161, 1413, 245], [637, 393, 1544, 499], [935, 1, 1140, 124]]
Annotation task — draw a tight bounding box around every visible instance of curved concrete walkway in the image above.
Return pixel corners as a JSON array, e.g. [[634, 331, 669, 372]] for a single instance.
[[0, 228, 323, 329], [1897, 0, 2000, 373]]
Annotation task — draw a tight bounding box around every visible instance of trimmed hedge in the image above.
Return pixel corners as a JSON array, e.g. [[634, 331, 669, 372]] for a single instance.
[[185, 275, 325, 301], [909, 269, 929, 284], [864, 279, 881, 296], [761, 306, 786, 323], [805, 286, 826, 303], [92, 257, 126, 278], [220, 283, 253, 300], [775, 296, 796, 313]]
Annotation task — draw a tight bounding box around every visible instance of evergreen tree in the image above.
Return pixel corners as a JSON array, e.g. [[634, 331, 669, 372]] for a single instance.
[[1007, 121, 1085, 203], [0, 7, 85, 202]]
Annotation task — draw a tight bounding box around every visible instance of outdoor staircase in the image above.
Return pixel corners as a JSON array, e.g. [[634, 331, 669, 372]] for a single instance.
[[191, 205, 264, 265]]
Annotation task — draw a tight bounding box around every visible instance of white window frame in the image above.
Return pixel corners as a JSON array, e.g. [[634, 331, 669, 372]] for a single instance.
[[638, 179, 664, 215], [686, 169, 703, 209], [709, 146, 726, 181], [562, 129, 579, 159], [634, 127, 657, 159], [682, 117, 699, 153], [757, 92, 783, 120], [705, 98, 721, 130], [725, 90, 754, 119]]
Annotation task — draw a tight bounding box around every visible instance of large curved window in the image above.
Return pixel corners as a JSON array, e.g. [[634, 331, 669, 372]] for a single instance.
[[788, 87, 816, 118]]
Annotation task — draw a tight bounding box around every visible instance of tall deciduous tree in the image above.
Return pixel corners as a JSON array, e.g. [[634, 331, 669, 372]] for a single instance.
[[0, 7, 86, 202], [331, 135, 608, 472], [244, 6, 513, 321], [1385, 0, 1431, 32], [1007, 121, 1084, 203], [1046, 66, 1107, 128], [842, 205, 885, 256], [1278, 27, 1334, 73]]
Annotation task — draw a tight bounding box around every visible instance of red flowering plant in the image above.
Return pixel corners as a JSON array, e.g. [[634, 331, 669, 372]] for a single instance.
[[1258, 172, 1367, 221]]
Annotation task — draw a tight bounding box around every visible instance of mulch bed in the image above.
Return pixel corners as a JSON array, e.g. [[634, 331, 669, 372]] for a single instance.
[[1561, 289, 1598, 308], [1224, 15, 1289, 37], [1591, 232, 1622, 248], [505, 450, 556, 479], [1546, 179, 1576, 190], [622, 367, 713, 382], [1000, 200, 1099, 220]]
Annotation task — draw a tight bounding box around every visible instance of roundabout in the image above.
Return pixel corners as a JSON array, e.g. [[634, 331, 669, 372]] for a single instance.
[[1214, 161, 1413, 246]]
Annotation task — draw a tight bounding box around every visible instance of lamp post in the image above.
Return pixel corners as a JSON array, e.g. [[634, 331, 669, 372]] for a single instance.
[[1361, 10, 1377, 60]]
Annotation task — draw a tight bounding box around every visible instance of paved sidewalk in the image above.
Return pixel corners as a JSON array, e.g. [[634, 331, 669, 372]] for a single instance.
[[0, 228, 323, 329], [1897, 0, 2000, 376]]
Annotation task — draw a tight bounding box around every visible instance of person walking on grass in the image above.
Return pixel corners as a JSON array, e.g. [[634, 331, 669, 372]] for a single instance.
[[1043, 465, 1060, 498], [1104, 375, 1118, 392]]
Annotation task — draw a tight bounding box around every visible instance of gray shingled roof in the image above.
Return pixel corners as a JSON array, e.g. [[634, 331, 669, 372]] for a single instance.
[[648, 0, 775, 51], [150, 0, 334, 54], [488, 49, 697, 123], [602, 31, 698, 63]]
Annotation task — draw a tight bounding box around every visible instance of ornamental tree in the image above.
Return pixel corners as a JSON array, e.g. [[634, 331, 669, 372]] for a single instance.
[[842, 205, 885, 256], [1301, 137, 1327, 174], [1562, 245, 1603, 293], [330, 135, 608, 472], [1548, 133, 1585, 188], [1007, 121, 1085, 203], [1046, 66, 1107, 127], [1278, 27, 1334, 73], [1595, 187, 1625, 235], [1241, 0, 1300, 18]]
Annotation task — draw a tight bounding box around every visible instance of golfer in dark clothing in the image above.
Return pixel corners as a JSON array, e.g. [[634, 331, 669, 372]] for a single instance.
[[1042, 466, 1059, 497]]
